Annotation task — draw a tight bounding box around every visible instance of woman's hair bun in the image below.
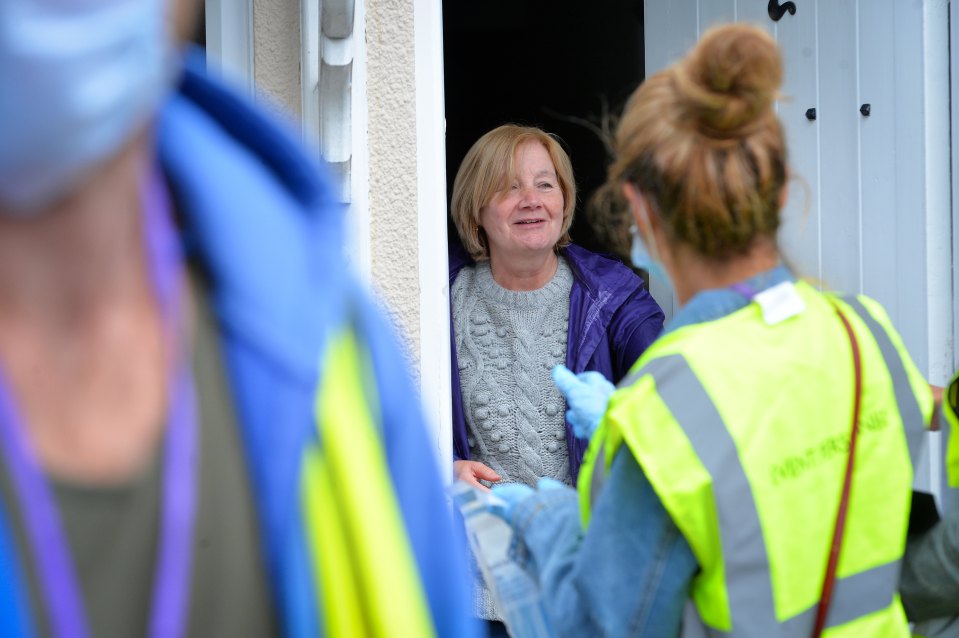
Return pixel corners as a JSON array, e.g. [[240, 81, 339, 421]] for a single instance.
[[672, 24, 783, 140]]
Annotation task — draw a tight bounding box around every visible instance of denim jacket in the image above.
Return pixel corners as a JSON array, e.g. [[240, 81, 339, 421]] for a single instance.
[[508, 265, 794, 637]]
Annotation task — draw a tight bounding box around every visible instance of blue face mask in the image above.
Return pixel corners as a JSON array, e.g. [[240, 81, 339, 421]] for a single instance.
[[0, 0, 176, 213], [629, 220, 672, 289]]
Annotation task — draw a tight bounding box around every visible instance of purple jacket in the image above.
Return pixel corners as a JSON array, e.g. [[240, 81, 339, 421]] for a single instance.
[[449, 242, 665, 482]]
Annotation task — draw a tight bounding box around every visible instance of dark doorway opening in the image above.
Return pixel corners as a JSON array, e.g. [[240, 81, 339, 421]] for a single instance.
[[443, 0, 646, 259]]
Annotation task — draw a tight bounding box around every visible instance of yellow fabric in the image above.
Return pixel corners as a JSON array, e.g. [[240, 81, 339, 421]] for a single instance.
[[943, 372, 959, 488], [301, 328, 436, 637], [821, 601, 908, 637], [581, 283, 931, 635], [302, 447, 367, 635]]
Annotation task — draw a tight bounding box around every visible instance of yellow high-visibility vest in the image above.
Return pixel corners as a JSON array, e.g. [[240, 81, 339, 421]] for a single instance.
[[938, 370, 959, 509], [579, 282, 932, 637]]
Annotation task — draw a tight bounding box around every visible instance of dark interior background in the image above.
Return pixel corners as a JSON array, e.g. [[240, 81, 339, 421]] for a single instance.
[[443, 0, 646, 258]]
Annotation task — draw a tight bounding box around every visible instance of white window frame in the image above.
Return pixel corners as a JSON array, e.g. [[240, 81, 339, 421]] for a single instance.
[[204, 0, 255, 95], [300, 0, 370, 281]]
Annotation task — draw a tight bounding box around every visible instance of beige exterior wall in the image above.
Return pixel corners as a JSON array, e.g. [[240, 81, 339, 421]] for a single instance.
[[364, 1, 422, 365], [252, 0, 301, 121]]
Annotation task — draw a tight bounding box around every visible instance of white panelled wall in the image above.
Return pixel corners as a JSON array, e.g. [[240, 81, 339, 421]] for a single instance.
[[644, 0, 953, 497]]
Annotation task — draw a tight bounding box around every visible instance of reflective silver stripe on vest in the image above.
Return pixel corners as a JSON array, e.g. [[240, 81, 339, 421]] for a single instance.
[[618, 365, 647, 392], [683, 559, 901, 637], [645, 355, 778, 637], [840, 295, 926, 467], [779, 559, 900, 635], [621, 354, 899, 637], [590, 440, 606, 507]]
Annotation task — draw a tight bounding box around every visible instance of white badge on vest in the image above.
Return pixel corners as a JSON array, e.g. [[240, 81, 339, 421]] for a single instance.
[[754, 281, 805, 325]]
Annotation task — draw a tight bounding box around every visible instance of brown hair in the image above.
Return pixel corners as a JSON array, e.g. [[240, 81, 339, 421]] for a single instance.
[[450, 125, 576, 261], [585, 181, 632, 264], [610, 24, 787, 260]]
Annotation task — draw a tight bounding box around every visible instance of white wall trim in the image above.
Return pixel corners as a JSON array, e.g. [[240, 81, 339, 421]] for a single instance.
[[204, 0, 255, 94], [414, 0, 452, 481], [300, 0, 321, 151], [923, 0, 952, 507], [924, 0, 952, 387], [950, 0, 959, 376], [301, 0, 369, 278], [348, 0, 371, 282], [300, 0, 355, 204]]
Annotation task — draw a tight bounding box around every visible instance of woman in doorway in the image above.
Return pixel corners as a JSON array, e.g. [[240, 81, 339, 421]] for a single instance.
[[488, 24, 933, 636], [448, 124, 664, 628]]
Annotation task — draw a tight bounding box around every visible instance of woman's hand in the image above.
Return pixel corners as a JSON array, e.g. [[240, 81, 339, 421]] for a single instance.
[[930, 383, 944, 431], [452, 460, 501, 492]]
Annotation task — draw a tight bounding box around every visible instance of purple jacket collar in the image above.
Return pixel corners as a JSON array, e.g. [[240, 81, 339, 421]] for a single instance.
[[449, 241, 664, 481]]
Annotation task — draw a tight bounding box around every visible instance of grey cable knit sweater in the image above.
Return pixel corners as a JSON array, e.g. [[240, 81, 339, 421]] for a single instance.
[[451, 256, 574, 620]]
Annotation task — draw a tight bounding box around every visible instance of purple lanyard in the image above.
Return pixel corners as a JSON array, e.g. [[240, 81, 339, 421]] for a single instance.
[[0, 168, 198, 638], [729, 282, 757, 300]]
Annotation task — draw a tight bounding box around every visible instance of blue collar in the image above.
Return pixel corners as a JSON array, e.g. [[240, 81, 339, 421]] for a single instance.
[[158, 50, 347, 382], [664, 264, 795, 334]]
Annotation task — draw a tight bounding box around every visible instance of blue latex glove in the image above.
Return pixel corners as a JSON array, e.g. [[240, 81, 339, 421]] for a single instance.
[[489, 483, 535, 524], [489, 479, 570, 524], [535, 477, 568, 492], [551, 364, 615, 439]]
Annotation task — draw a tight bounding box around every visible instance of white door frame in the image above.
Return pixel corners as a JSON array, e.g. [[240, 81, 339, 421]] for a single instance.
[[415, 0, 453, 481]]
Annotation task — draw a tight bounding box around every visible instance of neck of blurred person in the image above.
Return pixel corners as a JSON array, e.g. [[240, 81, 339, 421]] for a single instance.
[[488, 246, 560, 292], [0, 131, 170, 485]]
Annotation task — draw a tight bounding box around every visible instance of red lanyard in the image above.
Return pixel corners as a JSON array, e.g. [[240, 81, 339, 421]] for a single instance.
[[812, 303, 863, 637]]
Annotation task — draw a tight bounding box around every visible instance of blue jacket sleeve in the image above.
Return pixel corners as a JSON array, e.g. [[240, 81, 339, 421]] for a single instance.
[[511, 448, 697, 637], [355, 293, 478, 638], [608, 286, 665, 382]]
